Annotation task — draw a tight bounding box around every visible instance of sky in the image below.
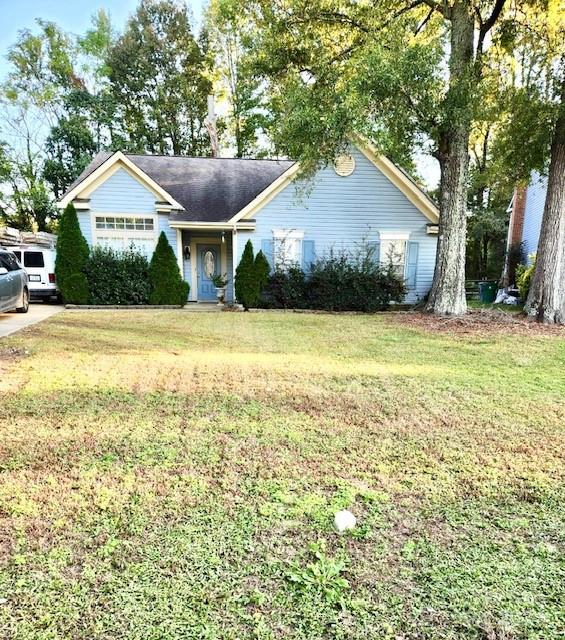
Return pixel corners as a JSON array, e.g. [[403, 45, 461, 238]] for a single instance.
[[0, 0, 206, 81]]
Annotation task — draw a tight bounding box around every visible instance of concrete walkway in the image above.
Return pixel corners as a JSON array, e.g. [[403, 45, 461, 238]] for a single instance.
[[0, 303, 63, 338]]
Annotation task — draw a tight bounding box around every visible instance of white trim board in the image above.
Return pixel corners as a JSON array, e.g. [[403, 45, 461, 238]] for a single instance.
[[169, 221, 256, 230]]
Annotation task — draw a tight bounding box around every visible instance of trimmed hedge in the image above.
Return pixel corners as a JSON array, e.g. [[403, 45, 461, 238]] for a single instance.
[[149, 232, 189, 305], [55, 203, 90, 304], [85, 246, 152, 305]]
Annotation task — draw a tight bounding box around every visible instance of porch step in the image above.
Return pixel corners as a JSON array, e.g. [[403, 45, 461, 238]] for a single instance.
[[181, 303, 224, 312]]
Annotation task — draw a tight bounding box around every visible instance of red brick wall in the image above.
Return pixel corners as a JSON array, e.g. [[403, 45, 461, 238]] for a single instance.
[[508, 186, 527, 247]]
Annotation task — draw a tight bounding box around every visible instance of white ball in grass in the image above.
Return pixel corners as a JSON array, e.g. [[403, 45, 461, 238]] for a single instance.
[[334, 510, 357, 533]]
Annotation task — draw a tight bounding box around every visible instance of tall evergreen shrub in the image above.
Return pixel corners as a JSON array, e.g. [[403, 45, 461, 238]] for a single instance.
[[149, 232, 189, 305], [254, 250, 271, 293], [235, 240, 260, 309], [55, 203, 90, 304]]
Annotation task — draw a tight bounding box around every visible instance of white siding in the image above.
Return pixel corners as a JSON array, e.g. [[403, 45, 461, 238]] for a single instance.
[[522, 172, 547, 263]]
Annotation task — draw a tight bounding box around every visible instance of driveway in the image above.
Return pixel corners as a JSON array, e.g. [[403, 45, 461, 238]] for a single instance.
[[0, 303, 63, 338]]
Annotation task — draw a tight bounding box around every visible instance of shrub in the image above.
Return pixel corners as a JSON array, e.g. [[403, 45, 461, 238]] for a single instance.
[[516, 256, 536, 301], [55, 203, 90, 304], [260, 265, 307, 309], [85, 246, 151, 305], [254, 250, 271, 294], [259, 248, 406, 312], [309, 251, 406, 312], [149, 232, 189, 305], [235, 240, 260, 309]]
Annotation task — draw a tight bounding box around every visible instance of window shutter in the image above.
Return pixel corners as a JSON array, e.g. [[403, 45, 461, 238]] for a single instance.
[[406, 241, 419, 288], [302, 240, 315, 272], [261, 239, 274, 268], [367, 241, 380, 264]]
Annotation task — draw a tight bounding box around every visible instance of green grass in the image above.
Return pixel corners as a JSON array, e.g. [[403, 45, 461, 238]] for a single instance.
[[0, 310, 563, 639]]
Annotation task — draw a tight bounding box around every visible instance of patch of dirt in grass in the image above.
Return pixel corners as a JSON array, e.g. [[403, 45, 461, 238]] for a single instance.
[[0, 346, 30, 391], [389, 310, 565, 336], [0, 346, 29, 361]]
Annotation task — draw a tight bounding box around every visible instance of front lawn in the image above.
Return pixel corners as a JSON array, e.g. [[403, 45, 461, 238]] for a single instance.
[[1, 311, 563, 639]]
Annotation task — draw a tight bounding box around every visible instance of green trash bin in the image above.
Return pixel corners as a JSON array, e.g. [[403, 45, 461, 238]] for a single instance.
[[478, 280, 497, 303]]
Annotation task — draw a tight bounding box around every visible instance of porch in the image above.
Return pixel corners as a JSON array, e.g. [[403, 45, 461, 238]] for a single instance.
[[172, 223, 253, 303]]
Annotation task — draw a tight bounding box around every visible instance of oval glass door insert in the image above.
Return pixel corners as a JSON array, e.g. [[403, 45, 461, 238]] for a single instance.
[[203, 250, 215, 278]]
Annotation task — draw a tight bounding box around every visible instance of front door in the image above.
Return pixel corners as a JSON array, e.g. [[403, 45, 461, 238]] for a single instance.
[[197, 244, 220, 301]]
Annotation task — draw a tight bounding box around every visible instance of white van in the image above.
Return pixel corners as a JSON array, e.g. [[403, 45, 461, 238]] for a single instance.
[[6, 245, 60, 302]]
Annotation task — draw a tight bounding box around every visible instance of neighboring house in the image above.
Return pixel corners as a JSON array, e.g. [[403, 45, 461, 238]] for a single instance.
[[57, 140, 439, 304], [506, 172, 548, 264]]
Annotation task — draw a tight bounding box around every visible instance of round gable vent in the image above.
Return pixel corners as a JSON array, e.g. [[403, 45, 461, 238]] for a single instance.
[[334, 154, 355, 177]]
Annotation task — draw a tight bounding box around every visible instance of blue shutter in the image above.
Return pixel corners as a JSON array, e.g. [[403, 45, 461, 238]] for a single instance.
[[406, 241, 419, 288], [261, 239, 274, 269], [367, 241, 380, 265], [302, 240, 315, 272]]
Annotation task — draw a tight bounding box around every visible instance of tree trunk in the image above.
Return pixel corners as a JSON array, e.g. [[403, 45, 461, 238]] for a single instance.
[[425, 0, 474, 315], [524, 77, 565, 324], [482, 236, 489, 277]]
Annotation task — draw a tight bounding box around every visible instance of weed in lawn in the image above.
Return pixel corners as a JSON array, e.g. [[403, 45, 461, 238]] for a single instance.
[[288, 540, 350, 606]]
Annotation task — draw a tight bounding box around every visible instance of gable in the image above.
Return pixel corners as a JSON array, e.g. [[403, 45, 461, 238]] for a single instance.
[[89, 166, 158, 214], [240, 146, 438, 228], [354, 140, 439, 223], [57, 152, 184, 212], [233, 141, 439, 225], [236, 146, 439, 304]]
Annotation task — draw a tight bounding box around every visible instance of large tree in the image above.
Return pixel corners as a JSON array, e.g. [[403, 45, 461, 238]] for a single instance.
[[0, 19, 77, 230], [43, 94, 98, 199], [467, 0, 564, 322], [231, 0, 515, 315], [107, 0, 213, 155], [524, 73, 565, 323]]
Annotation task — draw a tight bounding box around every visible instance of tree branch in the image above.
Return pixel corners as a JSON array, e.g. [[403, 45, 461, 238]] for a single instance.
[[421, 0, 450, 19], [475, 0, 506, 79], [476, 0, 506, 58], [414, 7, 435, 35], [481, 0, 506, 37]]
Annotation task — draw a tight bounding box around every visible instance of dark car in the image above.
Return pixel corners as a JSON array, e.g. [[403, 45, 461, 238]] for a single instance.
[[0, 249, 29, 313]]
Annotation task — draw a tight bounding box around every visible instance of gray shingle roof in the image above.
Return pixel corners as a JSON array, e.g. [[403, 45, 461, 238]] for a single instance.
[[66, 152, 295, 223]]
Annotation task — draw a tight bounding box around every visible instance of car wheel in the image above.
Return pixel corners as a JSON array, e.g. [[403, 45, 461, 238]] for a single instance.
[[16, 288, 29, 313]]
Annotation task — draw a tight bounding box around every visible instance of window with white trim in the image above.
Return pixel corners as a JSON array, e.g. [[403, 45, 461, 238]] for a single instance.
[[96, 216, 154, 231], [273, 229, 304, 269], [380, 233, 409, 278], [94, 215, 156, 258]]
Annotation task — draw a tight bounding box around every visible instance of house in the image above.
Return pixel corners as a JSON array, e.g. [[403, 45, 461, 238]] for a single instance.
[[57, 140, 439, 304], [506, 172, 547, 264]]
